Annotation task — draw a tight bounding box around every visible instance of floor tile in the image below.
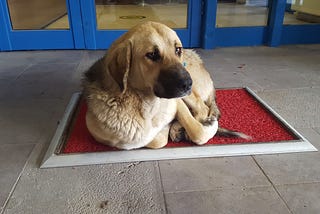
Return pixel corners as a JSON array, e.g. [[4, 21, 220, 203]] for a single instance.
[[0, 53, 33, 70], [75, 52, 98, 75], [29, 50, 83, 64], [296, 127, 320, 150], [195, 49, 264, 91], [212, 69, 263, 91], [165, 187, 290, 214], [254, 128, 320, 185], [0, 80, 13, 99], [253, 128, 320, 185], [277, 183, 320, 214], [0, 144, 34, 210], [85, 50, 105, 61], [243, 66, 313, 90], [223, 54, 318, 90], [314, 127, 320, 136], [3, 144, 165, 214], [206, 46, 289, 59], [198, 46, 320, 90], [3, 63, 80, 100], [254, 152, 320, 185], [0, 98, 68, 145], [0, 63, 30, 81], [0, 51, 83, 65], [256, 88, 320, 128], [159, 157, 270, 193]]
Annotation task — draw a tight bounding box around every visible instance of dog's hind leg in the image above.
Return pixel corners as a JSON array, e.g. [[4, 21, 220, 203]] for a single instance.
[[169, 120, 186, 142], [205, 92, 221, 120], [146, 125, 170, 149]]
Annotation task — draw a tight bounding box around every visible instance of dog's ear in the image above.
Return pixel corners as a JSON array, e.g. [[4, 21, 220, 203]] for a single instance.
[[107, 40, 132, 94]]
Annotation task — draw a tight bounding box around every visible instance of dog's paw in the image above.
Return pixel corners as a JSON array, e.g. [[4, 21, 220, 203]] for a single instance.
[[169, 121, 186, 142], [192, 119, 219, 145], [200, 116, 217, 126], [207, 102, 221, 120], [194, 107, 210, 123]]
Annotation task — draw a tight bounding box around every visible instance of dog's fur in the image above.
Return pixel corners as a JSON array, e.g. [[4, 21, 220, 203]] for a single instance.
[[83, 22, 225, 150]]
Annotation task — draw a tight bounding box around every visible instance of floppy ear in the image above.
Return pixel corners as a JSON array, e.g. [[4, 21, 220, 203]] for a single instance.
[[107, 40, 132, 94]]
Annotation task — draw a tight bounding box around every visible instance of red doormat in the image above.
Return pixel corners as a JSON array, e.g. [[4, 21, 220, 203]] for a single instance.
[[41, 87, 316, 168], [61, 88, 297, 154]]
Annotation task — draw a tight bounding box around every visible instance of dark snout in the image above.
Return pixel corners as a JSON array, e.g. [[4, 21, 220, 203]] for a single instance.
[[154, 64, 193, 99]]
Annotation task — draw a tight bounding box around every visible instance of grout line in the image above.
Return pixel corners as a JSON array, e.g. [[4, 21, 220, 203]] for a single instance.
[[156, 161, 168, 214], [312, 127, 320, 136], [274, 181, 320, 187], [0, 142, 38, 147], [251, 156, 293, 214], [14, 63, 34, 80], [1, 143, 37, 214], [163, 184, 273, 195]]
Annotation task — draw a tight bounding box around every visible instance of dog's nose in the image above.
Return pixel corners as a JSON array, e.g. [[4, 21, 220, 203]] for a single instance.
[[155, 64, 193, 98], [178, 74, 192, 92]]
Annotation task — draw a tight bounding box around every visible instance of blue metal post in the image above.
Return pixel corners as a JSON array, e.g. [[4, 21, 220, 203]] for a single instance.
[[267, 0, 286, 47], [80, 0, 97, 49], [201, 0, 216, 49], [68, 0, 85, 49], [0, 0, 12, 50], [189, 0, 202, 47]]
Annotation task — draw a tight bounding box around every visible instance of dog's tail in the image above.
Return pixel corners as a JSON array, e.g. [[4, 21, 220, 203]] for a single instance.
[[216, 127, 252, 140]]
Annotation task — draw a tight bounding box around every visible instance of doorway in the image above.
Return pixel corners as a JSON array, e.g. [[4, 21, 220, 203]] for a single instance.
[[1, 0, 319, 51], [0, 0, 202, 50]]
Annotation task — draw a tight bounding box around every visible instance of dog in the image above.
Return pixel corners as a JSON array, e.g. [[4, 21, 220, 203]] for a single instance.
[[83, 21, 247, 150]]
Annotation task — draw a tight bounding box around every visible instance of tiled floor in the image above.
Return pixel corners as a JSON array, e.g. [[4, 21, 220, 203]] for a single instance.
[[0, 45, 320, 214]]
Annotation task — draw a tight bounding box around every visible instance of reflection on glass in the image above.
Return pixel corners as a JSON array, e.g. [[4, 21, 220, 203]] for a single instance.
[[95, 0, 188, 30], [7, 0, 69, 30], [284, 0, 320, 25], [216, 0, 271, 27]]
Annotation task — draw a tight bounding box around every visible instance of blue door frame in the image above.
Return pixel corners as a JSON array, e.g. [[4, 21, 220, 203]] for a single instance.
[[1, 0, 320, 51], [0, 0, 85, 51]]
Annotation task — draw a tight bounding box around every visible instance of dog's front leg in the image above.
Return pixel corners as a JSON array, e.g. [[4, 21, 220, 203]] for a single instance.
[[175, 99, 218, 145], [182, 92, 209, 122], [146, 125, 170, 149], [183, 91, 220, 125]]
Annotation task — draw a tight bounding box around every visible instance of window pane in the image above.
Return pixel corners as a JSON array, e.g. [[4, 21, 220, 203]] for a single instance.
[[217, 0, 271, 27], [7, 0, 69, 30], [95, 0, 188, 30], [284, 0, 320, 25]]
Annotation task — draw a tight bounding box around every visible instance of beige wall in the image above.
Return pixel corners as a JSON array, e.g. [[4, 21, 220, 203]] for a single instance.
[[7, 0, 68, 29]]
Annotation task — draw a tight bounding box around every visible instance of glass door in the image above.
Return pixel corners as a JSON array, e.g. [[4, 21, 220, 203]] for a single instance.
[[282, 0, 320, 45], [80, 0, 202, 49], [0, 0, 84, 50], [202, 0, 320, 48], [202, 0, 274, 48]]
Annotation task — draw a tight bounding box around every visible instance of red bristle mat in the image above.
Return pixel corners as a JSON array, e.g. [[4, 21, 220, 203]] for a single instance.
[[62, 89, 297, 154]]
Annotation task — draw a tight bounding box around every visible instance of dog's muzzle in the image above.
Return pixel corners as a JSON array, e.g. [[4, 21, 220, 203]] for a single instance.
[[154, 64, 192, 99]]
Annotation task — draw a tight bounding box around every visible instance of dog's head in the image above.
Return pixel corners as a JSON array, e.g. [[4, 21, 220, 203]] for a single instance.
[[105, 21, 192, 98]]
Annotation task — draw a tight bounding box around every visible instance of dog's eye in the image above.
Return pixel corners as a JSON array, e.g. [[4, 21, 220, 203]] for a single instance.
[[146, 49, 161, 62], [175, 47, 182, 57]]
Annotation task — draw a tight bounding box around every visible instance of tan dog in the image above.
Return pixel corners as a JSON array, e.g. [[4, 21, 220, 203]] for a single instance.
[[83, 22, 224, 150]]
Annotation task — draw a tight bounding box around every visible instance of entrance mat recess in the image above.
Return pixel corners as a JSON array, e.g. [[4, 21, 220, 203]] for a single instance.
[[41, 88, 317, 168]]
